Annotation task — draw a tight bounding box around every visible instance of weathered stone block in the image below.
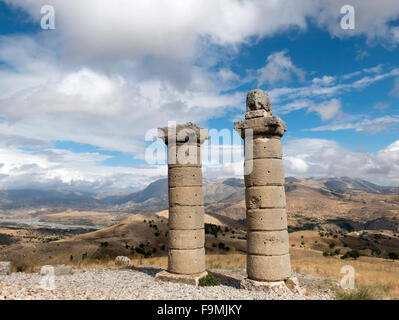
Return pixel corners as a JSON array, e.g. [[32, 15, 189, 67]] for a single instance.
[[158, 122, 209, 145], [234, 116, 287, 138], [245, 109, 269, 119], [285, 276, 306, 295], [247, 230, 289, 255], [167, 144, 201, 167], [244, 158, 285, 186], [246, 89, 271, 113], [0, 261, 12, 275], [245, 137, 282, 160], [168, 166, 202, 187], [168, 248, 205, 274], [240, 278, 291, 294], [155, 270, 208, 286], [115, 256, 131, 267], [246, 208, 287, 231], [245, 186, 286, 209], [169, 229, 204, 250], [168, 186, 204, 206], [247, 254, 291, 281], [168, 206, 204, 230], [40, 264, 72, 276]]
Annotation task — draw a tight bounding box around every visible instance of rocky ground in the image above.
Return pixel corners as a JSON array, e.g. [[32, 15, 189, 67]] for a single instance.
[[0, 266, 335, 300]]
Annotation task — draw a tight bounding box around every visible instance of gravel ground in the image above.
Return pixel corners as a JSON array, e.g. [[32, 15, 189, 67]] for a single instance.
[[0, 267, 335, 300]]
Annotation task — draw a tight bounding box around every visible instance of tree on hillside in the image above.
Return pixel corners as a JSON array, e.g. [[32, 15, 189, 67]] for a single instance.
[[388, 252, 399, 261]]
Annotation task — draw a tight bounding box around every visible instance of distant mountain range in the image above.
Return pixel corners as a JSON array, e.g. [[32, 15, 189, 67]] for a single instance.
[[0, 176, 397, 212]]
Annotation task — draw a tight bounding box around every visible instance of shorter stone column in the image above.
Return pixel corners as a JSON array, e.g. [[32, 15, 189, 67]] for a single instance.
[[155, 122, 208, 286]]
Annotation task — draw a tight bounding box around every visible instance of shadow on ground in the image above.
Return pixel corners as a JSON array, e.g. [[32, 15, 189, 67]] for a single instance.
[[131, 266, 163, 277]]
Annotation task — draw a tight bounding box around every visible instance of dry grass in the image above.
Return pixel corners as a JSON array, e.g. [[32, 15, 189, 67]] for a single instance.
[[15, 249, 399, 299], [289, 247, 399, 299], [122, 250, 399, 299]]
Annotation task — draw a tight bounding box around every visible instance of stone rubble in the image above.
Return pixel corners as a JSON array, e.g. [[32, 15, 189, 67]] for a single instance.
[[40, 264, 73, 276], [0, 262, 11, 276], [114, 256, 131, 267], [0, 268, 335, 300]]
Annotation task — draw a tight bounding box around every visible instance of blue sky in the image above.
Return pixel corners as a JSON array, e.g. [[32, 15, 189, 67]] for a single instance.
[[0, 1, 398, 191]]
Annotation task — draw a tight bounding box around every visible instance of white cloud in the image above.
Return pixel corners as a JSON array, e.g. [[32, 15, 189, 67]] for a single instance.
[[268, 64, 396, 124], [309, 115, 399, 132], [283, 138, 399, 186], [0, 1, 399, 190], [373, 102, 390, 112], [284, 157, 309, 174], [270, 67, 399, 115], [0, 36, 243, 154], [5, 0, 399, 61], [390, 77, 399, 96], [311, 76, 336, 86], [257, 50, 305, 86], [307, 99, 342, 121], [0, 144, 167, 192], [201, 137, 399, 186]]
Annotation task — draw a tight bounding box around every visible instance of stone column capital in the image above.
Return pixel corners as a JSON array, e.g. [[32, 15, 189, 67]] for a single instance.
[[234, 115, 287, 138], [158, 122, 209, 145]]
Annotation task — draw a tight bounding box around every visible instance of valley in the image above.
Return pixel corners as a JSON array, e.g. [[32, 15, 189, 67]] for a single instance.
[[0, 176, 398, 299]]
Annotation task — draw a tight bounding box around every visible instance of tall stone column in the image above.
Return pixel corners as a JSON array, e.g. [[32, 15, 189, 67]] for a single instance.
[[155, 122, 208, 286], [235, 89, 294, 289]]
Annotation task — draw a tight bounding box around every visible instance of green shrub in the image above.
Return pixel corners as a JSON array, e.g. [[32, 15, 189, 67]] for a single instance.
[[198, 274, 221, 287], [135, 246, 146, 255], [218, 242, 225, 249], [16, 263, 27, 273], [336, 286, 379, 300], [341, 249, 361, 260], [100, 241, 109, 247], [323, 251, 330, 257], [388, 251, 399, 261], [205, 223, 221, 238]]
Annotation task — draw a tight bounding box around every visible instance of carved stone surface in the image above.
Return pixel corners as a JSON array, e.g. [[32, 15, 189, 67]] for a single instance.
[[246, 89, 271, 114], [155, 270, 208, 286]]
